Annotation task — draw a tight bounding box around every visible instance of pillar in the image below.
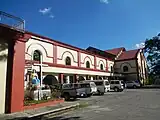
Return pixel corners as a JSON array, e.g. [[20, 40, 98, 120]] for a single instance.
[[66, 76, 70, 84], [6, 40, 26, 113], [59, 73, 64, 84], [94, 55, 96, 69], [74, 74, 78, 83]]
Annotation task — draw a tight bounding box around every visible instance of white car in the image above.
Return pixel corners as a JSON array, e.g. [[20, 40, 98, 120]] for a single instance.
[[126, 81, 141, 88]]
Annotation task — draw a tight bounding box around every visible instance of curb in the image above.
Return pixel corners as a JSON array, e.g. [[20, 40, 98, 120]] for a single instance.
[[27, 103, 80, 118]]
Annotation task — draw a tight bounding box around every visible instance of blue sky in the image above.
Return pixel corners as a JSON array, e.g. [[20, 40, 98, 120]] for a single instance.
[[1, 0, 160, 50]]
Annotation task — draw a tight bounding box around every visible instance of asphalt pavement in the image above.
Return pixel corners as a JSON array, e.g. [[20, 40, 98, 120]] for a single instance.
[[23, 89, 160, 120]]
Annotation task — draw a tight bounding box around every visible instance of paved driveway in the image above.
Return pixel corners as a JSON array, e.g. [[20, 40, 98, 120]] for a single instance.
[[44, 89, 160, 120]]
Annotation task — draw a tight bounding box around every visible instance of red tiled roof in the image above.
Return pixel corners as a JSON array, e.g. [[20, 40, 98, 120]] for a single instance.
[[105, 47, 126, 56], [116, 49, 140, 61]]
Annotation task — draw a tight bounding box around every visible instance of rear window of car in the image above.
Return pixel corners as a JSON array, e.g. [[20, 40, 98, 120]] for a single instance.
[[110, 81, 114, 84], [80, 83, 90, 88], [115, 81, 120, 84], [95, 81, 103, 86]]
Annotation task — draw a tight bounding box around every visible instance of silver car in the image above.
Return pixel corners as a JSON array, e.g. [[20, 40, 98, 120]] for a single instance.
[[126, 81, 141, 88]]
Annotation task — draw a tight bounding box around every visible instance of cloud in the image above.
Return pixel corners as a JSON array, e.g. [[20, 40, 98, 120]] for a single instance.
[[39, 7, 55, 19], [135, 42, 145, 49], [100, 0, 109, 4], [39, 7, 52, 15], [49, 15, 54, 19]]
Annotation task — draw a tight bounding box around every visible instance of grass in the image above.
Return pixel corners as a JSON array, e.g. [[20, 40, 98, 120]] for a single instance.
[[75, 102, 89, 110], [24, 98, 63, 106]]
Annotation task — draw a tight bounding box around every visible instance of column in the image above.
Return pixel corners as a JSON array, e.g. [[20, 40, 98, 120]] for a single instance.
[[94, 55, 97, 69], [74, 74, 78, 83], [78, 51, 81, 67], [66, 76, 70, 84], [59, 73, 64, 84], [6, 40, 25, 113], [106, 59, 108, 72]]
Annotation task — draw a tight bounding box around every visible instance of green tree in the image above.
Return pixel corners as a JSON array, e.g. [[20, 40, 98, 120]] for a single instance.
[[144, 35, 160, 83]]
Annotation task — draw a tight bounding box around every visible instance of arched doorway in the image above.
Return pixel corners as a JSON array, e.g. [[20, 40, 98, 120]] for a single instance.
[[43, 75, 58, 85]]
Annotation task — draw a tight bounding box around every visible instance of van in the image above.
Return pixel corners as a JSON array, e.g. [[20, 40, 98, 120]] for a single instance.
[[84, 80, 105, 95], [79, 81, 97, 95]]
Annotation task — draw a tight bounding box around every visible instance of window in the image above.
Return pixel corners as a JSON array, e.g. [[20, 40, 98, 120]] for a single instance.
[[86, 61, 90, 68], [65, 56, 71, 65], [100, 64, 103, 70], [115, 81, 120, 84], [111, 66, 113, 72], [123, 66, 129, 72], [33, 50, 41, 62], [95, 81, 103, 86], [110, 81, 114, 84]]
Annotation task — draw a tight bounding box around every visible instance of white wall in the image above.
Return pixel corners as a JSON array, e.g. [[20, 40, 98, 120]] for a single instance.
[[0, 40, 8, 114], [96, 57, 106, 70], [57, 46, 78, 66], [80, 53, 94, 68], [25, 37, 53, 63], [33, 66, 111, 76]]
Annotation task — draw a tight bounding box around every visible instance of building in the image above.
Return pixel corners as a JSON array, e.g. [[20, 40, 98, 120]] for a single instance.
[[0, 11, 147, 114]]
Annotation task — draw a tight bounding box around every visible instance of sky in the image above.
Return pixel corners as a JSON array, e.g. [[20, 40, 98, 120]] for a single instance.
[[0, 0, 160, 50]]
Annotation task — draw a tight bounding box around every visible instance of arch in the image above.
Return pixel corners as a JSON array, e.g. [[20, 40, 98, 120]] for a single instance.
[[98, 60, 105, 67], [123, 66, 129, 72], [61, 51, 76, 62], [120, 62, 132, 72], [65, 56, 71, 65], [109, 63, 114, 72], [86, 61, 90, 68], [100, 64, 104, 70], [83, 56, 94, 66], [98, 60, 105, 70], [43, 75, 58, 85], [27, 43, 48, 57], [33, 50, 42, 62]]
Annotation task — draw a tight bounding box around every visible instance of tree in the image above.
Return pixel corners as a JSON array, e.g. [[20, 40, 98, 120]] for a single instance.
[[143, 35, 160, 83]]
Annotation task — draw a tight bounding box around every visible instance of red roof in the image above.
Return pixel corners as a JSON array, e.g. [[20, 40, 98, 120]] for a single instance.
[[105, 47, 126, 56], [116, 49, 140, 61]]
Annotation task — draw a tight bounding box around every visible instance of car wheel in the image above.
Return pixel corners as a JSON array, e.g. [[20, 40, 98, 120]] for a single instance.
[[114, 87, 119, 92], [101, 92, 104, 95], [97, 90, 101, 95], [133, 85, 136, 89], [73, 97, 77, 100], [64, 93, 70, 101]]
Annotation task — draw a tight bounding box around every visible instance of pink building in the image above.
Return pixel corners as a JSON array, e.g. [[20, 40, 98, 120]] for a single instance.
[[0, 11, 147, 114]]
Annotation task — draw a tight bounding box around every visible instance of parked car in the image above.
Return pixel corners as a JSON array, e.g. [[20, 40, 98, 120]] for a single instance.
[[126, 81, 141, 88], [84, 80, 105, 95], [85, 81, 97, 95], [78, 83, 92, 97], [110, 80, 124, 92], [61, 83, 92, 100], [61, 83, 78, 101]]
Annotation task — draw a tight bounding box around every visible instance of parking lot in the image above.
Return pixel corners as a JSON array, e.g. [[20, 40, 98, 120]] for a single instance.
[[45, 89, 160, 120]]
